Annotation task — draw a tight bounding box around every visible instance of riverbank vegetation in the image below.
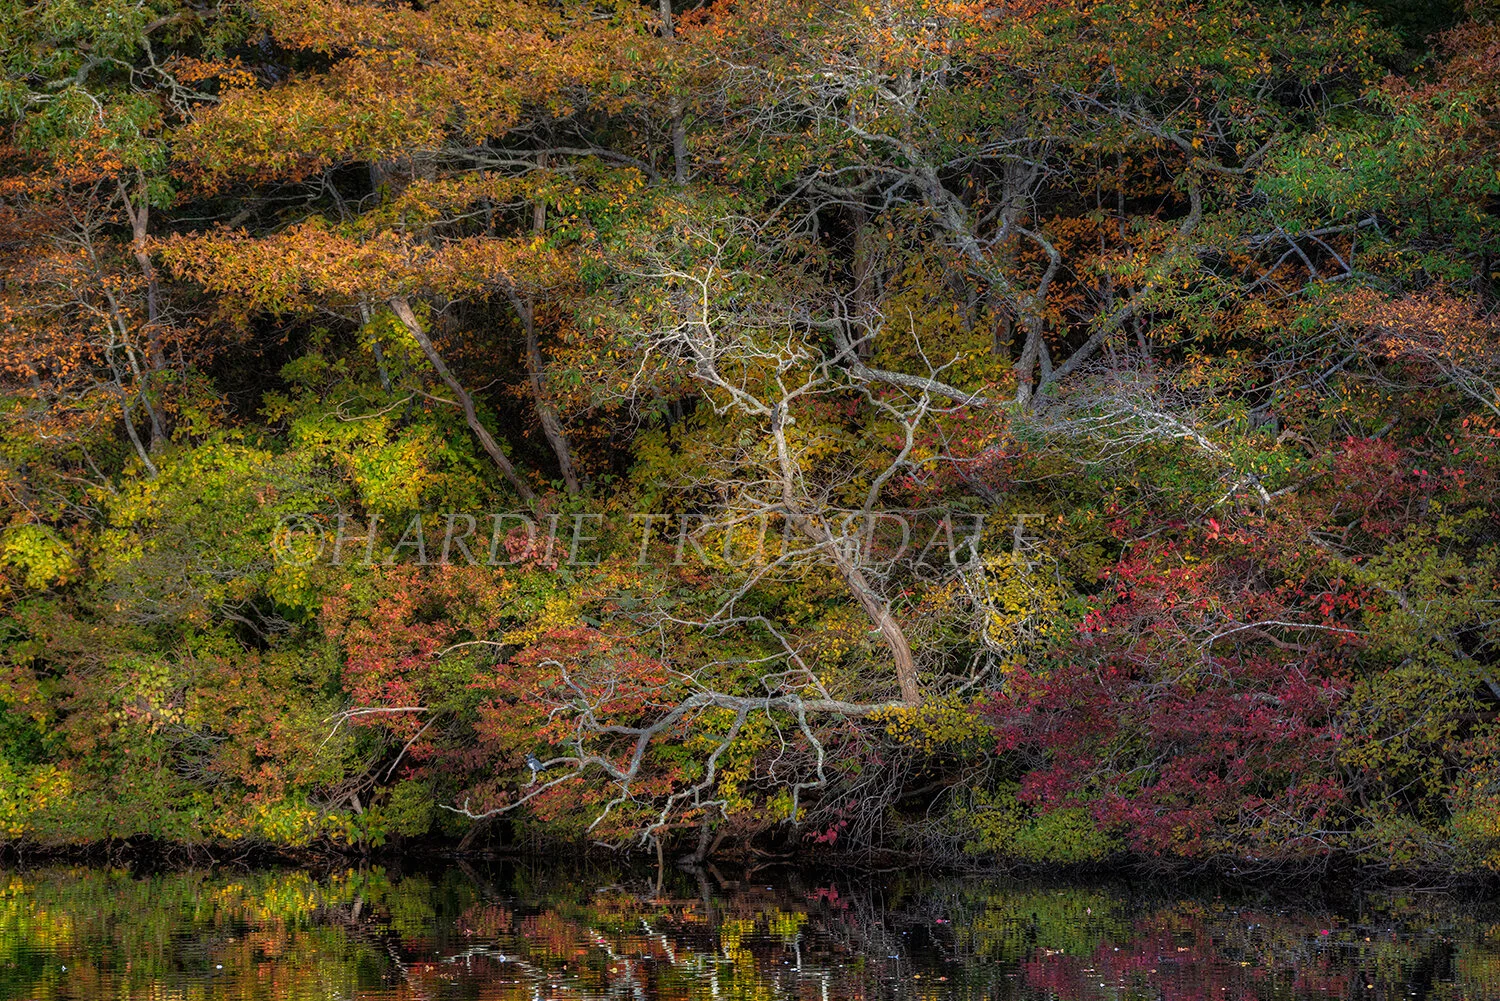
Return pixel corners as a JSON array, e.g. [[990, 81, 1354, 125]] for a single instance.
[[2, 0, 1500, 876]]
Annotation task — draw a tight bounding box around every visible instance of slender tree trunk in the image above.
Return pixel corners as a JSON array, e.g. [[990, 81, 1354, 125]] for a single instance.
[[358, 298, 394, 393], [1014, 317, 1045, 409], [669, 98, 688, 186], [116, 182, 167, 452], [389, 297, 537, 503], [652, 834, 666, 899], [515, 158, 582, 493], [108, 355, 157, 479], [659, 0, 688, 185], [123, 344, 167, 453], [101, 286, 166, 453], [824, 534, 921, 704], [770, 416, 921, 705], [514, 295, 582, 494], [691, 810, 714, 865], [118, 391, 157, 477], [992, 308, 1012, 358], [850, 206, 879, 361], [120, 178, 165, 373]]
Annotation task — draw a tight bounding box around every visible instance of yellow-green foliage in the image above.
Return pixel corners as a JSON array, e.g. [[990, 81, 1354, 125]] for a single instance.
[[1449, 727, 1500, 871], [0, 525, 75, 590], [878, 258, 1009, 391], [92, 438, 290, 620], [109, 655, 185, 731], [0, 760, 69, 839], [379, 779, 437, 838], [975, 550, 1072, 672], [289, 411, 473, 517], [1339, 660, 1474, 825], [1453, 801, 1500, 872], [953, 786, 1117, 864], [872, 696, 990, 752], [211, 799, 363, 848], [682, 708, 781, 820]]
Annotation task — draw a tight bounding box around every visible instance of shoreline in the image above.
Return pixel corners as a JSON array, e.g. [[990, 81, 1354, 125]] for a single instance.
[[1, 836, 1492, 890]]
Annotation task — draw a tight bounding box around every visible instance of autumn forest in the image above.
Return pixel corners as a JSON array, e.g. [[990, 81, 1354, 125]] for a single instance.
[[1, 0, 1498, 876]]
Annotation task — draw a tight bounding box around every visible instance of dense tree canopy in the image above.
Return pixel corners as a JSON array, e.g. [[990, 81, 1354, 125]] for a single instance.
[[1, 0, 1498, 873]]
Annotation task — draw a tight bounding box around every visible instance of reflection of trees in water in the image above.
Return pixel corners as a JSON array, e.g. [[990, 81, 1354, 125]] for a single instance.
[[0, 865, 1495, 999]]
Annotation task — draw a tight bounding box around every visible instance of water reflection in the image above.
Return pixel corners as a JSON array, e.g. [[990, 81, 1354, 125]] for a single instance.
[[0, 861, 1494, 999]]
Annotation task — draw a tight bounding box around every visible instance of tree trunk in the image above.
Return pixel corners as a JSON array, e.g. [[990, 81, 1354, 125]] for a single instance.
[[113, 379, 158, 479], [120, 178, 165, 373], [515, 296, 582, 494], [771, 417, 921, 705], [659, 0, 688, 184], [850, 206, 880, 360], [118, 180, 167, 452], [358, 298, 394, 393], [389, 297, 537, 503], [1013, 317, 1045, 409], [824, 531, 921, 705], [515, 163, 582, 493]]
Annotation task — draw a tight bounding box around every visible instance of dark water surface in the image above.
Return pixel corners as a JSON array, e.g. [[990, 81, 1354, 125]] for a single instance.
[[0, 861, 1495, 999]]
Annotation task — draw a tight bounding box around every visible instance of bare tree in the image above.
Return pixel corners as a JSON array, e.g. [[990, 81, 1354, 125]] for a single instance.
[[607, 216, 993, 704], [423, 216, 1001, 856], [707, 1, 1281, 408]]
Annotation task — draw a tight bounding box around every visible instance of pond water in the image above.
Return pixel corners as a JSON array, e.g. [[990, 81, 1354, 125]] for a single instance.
[[0, 861, 1494, 999]]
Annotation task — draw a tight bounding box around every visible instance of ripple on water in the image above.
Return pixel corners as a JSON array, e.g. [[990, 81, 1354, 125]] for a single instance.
[[0, 864, 1492, 1000]]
